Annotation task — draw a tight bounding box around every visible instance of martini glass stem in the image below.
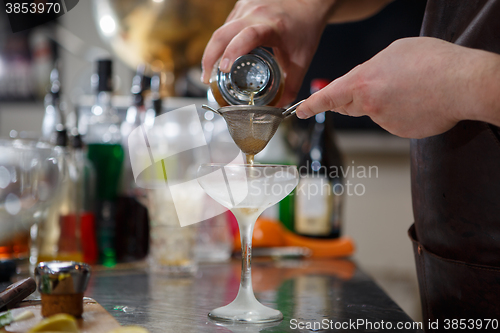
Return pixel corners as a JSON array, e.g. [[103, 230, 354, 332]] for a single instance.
[[245, 154, 254, 165], [239, 215, 255, 291]]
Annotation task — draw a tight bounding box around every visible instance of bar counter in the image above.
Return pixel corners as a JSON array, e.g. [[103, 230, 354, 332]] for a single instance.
[[86, 258, 422, 332]]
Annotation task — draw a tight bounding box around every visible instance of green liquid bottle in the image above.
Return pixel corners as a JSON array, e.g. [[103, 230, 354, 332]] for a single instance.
[[87, 143, 124, 267], [85, 59, 124, 267], [255, 126, 297, 230]]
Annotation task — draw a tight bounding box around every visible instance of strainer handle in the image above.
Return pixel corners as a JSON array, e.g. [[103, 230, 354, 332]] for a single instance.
[[282, 100, 305, 118], [202, 104, 223, 116]]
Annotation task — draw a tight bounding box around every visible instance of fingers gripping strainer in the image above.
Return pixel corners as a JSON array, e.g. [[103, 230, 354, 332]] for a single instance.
[[202, 101, 304, 164]]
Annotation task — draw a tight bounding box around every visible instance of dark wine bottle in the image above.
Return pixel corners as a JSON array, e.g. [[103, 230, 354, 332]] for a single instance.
[[116, 65, 150, 263], [294, 79, 344, 238]]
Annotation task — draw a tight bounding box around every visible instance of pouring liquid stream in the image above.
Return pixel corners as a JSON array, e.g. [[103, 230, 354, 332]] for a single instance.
[[245, 91, 256, 165]]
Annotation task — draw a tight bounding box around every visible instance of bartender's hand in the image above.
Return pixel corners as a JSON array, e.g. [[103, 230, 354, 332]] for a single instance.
[[296, 37, 500, 139], [201, 0, 336, 107]]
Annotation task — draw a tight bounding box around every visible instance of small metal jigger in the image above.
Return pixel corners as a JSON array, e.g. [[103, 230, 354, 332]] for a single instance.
[[35, 261, 91, 317]]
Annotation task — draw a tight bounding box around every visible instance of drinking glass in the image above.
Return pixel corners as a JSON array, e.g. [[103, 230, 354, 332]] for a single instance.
[[197, 163, 298, 323], [146, 185, 198, 275], [0, 139, 62, 264]]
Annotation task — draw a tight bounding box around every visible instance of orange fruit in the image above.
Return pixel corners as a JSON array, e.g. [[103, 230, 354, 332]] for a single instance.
[[282, 230, 355, 258], [233, 217, 285, 251]]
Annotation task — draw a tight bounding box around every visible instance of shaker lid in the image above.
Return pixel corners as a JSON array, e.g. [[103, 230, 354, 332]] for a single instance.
[[35, 261, 91, 295]]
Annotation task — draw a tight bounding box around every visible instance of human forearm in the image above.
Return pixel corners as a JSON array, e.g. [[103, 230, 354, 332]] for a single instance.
[[462, 49, 500, 128], [327, 0, 395, 24], [296, 37, 500, 139]]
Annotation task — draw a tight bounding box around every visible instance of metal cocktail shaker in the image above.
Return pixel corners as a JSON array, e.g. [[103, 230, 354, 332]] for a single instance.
[[210, 48, 284, 106]]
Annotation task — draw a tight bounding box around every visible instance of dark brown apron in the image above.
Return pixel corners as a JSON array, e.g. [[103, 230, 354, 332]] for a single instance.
[[411, 0, 500, 327]]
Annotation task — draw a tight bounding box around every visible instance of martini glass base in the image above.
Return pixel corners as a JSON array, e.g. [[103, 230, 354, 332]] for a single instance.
[[208, 288, 283, 323], [208, 306, 283, 323]]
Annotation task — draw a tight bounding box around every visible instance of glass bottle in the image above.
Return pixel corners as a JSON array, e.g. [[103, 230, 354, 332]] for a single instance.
[[86, 59, 125, 267], [256, 126, 296, 228], [144, 72, 162, 129], [71, 130, 98, 264], [36, 129, 84, 263], [294, 79, 344, 238], [41, 65, 64, 142], [116, 65, 150, 263]]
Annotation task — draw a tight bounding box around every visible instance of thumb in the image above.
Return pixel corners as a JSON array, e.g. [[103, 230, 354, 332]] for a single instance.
[[296, 74, 354, 119]]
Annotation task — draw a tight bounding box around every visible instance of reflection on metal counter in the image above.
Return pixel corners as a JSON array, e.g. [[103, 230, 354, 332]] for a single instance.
[[85, 259, 421, 332]]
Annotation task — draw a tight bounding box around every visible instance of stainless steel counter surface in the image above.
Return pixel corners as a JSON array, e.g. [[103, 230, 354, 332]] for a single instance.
[[84, 259, 422, 333]]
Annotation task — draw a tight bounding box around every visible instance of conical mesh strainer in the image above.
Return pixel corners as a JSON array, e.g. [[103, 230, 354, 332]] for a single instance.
[[202, 101, 303, 163]]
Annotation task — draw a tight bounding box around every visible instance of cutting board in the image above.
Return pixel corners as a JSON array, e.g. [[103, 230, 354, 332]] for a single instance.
[[2, 298, 121, 333]]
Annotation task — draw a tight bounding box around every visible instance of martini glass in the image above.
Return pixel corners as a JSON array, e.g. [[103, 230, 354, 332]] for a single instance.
[[197, 163, 298, 323]]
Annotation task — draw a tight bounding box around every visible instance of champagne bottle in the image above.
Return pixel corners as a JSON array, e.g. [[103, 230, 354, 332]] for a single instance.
[[294, 79, 344, 238]]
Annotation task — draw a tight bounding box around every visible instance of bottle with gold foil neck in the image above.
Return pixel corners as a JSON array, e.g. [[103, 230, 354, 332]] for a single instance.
[[209, 47, 284, 106]]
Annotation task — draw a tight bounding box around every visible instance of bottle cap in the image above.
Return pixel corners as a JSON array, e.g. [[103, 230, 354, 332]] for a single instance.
[[50, 66, 61, 98], [71, 133, 83, 149], [54, 128, 68, 147], [310, 78, 330, 94], [97, 59, 113, 92], [152, 98, 162, 116], [131, 64, 150, 106]]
